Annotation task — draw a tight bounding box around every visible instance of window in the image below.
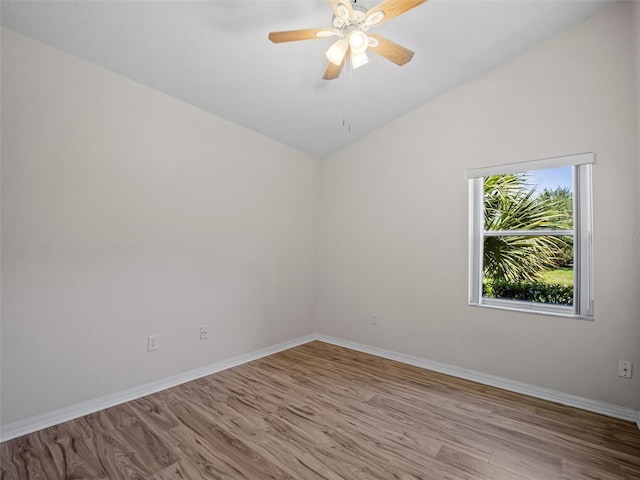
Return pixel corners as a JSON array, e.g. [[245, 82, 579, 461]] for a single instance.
[[468, 153, 593, 318]]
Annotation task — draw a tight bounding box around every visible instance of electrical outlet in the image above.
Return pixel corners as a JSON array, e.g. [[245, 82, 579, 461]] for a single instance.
[[200, 326, 209, 340], [618, 361, 632, 378], [148, 334, 158, 351], [371, 313, 377, 326]]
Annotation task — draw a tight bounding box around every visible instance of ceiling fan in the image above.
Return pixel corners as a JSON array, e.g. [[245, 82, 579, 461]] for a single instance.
[[268, 0, 427, 80]]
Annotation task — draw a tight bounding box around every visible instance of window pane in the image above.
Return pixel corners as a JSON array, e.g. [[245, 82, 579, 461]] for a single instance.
[[529, 166, 573, 230], [469, 155, 592, 317], [484, 166, 573, 231], [482, 235, 573, 306]]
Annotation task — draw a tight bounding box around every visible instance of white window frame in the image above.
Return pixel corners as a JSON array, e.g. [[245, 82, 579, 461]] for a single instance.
[[468, 153, 594, 319]]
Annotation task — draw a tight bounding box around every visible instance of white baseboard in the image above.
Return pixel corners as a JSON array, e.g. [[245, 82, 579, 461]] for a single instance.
[[0, 334, 317, 443], [2, 332, 638, 442], [316, 334, 640, 424]]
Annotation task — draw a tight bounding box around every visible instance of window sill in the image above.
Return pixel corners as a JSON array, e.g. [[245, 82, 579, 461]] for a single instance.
[[468, 301, 593, 321]]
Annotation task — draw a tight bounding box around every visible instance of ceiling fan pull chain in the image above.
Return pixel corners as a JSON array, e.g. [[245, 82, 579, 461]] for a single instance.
[[342, 67, 346, 129], [348, 60, 352, 133], [342, 57, 353, 133]]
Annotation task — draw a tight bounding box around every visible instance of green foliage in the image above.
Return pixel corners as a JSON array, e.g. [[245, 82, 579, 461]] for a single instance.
[[539, 187, 574, 267], [483, 173, 572, 283], [484, 279, 574, 306], [539, 186, 573, 228]]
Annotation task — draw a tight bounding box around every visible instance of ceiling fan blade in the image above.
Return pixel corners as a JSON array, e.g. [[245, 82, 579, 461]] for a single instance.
[[365, 0, 427, 27], [269, 28, 335, 43], [323, 50, 347, 80], [328, 0, 353, 20], [367, 34, 414, 66]]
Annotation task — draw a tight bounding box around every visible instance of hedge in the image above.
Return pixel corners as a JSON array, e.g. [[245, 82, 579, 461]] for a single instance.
[[484, 280, 573, 305]]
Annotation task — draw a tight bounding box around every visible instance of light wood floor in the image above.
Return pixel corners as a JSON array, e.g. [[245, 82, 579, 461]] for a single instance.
[[1, 341, 639, 479]]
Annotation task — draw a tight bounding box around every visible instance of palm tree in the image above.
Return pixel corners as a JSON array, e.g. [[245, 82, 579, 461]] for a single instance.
[[483, 173, 571, 283]]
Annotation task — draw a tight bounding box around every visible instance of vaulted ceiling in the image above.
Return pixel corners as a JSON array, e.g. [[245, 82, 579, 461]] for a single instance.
[[1, 0, 615, 158]]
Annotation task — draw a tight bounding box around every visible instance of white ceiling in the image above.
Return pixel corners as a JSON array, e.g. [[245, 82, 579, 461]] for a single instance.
[[1, 0, 615, 158]]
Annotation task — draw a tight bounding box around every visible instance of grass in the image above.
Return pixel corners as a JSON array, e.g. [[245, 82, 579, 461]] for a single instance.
[[542, 267, 573, 285]]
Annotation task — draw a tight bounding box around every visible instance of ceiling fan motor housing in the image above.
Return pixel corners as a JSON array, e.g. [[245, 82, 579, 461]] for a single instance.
[[332, 3, 368, 32]]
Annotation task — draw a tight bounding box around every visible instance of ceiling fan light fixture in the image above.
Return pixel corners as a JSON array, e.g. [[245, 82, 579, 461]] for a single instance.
[[348, 30, 369, 55], [351, 50, 369, 69], [326, 38, 348, 65]]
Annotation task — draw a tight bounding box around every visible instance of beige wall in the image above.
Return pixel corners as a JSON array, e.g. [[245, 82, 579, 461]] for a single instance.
[[633, 0, 640, 413], [317, 2, 640, 409], [1, 28, 319, 424], [635, 1, 640, 257]]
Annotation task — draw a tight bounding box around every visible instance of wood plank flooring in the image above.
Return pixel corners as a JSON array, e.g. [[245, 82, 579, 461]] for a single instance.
[[1, 341, 639, 479]]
